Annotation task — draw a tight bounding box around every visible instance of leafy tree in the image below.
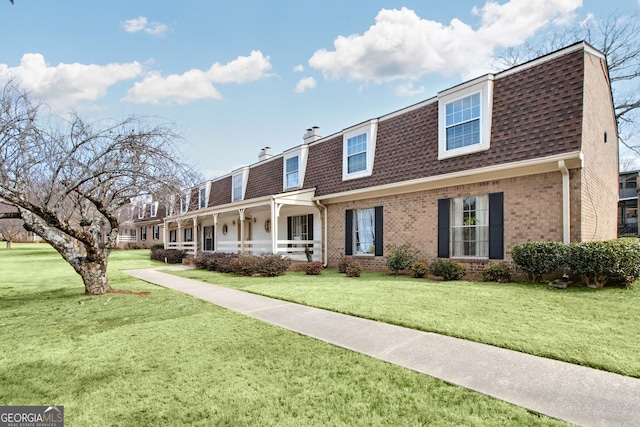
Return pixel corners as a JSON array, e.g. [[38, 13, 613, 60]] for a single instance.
[[0, 81, 196, 295], [494, 11, 640, 157]]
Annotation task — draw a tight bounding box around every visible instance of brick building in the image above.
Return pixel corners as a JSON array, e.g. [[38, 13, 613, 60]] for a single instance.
[[163, 42, 619, 272]]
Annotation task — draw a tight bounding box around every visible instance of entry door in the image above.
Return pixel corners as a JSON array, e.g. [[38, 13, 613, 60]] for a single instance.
[[203, 226, 214, 251]]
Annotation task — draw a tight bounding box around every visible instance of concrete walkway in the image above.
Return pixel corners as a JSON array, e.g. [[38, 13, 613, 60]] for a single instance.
[[125, 267, 640, 427]]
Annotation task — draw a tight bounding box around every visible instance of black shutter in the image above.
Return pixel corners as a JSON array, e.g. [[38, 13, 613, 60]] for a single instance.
[[488, 192, 504, 259], [374, 206, 384, 256], [307, 214, 314, 253], [437, 198, 450, 258], [345, 210, 353, 255], [287, 216, 292, 250]]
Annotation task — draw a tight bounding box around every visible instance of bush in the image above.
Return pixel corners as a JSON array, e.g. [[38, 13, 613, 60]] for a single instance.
[[565, 239, 640, 288], [337, 256, 352, 274], [511, 242, 567, 282], [150, 243, 165, 250], [305, 261, 323, 275], [231, 254, 291, 277], [194, 252, 239, 272], [385, 244, 419, 275], [411, 260, 429, 278], [482, 263, 512, 283], [345, 260, 363, 277], [257, 254, 291, 277], [429, 259, 466, 281], [150, 248, 186, 264]]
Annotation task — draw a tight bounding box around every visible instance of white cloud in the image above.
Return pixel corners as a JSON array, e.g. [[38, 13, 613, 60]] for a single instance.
[[126, 51, 272, 104], [293, 64, 304, 72], [295, 77, 317, 94], [122, 16, 169, 37], [0, 53, 142, 109], [395, 82, 425, 97], [309, 0, 582, 84]]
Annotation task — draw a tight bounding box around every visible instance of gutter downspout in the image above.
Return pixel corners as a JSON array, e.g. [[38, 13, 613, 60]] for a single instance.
[[315, 200, 328, 267], [558, 160, 570, 243]]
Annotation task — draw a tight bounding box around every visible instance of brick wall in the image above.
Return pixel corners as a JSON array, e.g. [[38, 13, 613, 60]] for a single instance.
[[326, 173, 568, 271]]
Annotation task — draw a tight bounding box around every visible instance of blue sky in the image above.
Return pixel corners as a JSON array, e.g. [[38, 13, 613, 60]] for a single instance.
[[2, 0, 638, 178]]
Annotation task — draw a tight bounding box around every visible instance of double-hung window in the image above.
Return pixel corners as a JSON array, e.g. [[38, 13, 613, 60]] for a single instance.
[[437, 192, 504, 259], [184, 227, 193, 242], [180, 192, 189, 213], [451, 195, 488, 257], [342, 120, 378, 181], [438, 75, 493, 160], [347, 134, 367, 174], [345, 206, 383, 256], [232, 169, 248, 202], [446, 93, 480, 150], [199, 187, 207, 209], [152, 225, 160, 240], [150, 203, 157, 218], [140, 226, 147, 241], [285, 156, 299, 189]]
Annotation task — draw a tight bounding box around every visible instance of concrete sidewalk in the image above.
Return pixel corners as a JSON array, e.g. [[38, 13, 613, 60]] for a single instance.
[[125, 267, 640, 427]]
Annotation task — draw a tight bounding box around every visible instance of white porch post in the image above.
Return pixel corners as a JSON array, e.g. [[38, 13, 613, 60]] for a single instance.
[[213, 213, 218, 252], [163, 220, 169, 248], [192, 217, 198, 254], [238, 208, 245, 254], [177, 221, 183, 249]]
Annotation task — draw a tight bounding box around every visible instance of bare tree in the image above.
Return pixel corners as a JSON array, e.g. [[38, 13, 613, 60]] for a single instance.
[[0, 203, 23, 249], [0, 81, 197, 294], [494, 11, 640, 155]]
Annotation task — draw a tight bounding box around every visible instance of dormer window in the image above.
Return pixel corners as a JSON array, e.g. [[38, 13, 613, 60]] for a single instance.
[[138, 205, 144, 219], [232, 168, 249, 202], [199, 186, 208, 209], [283, 146, 309, 191], [150, 202, 158, 218], [438, 75, 493, 160], [180, 192, 189, 213], [342, 119, 378, 181]]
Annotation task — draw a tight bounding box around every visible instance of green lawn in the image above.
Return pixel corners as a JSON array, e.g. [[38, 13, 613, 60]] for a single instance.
[[171, 265, 640, 378], [0, 244, 565, 426]]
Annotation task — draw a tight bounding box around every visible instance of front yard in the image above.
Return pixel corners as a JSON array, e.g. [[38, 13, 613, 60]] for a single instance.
[[0, 244, 566, 426], [171, 266, 640, 378]]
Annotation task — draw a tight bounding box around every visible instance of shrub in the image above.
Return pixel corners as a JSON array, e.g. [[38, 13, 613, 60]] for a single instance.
[[150, 243, 165, 250], [565, 239, 640, 288], [511, 242, 567, 282], [385, 244, 419, 275], [150, 248, 186, 264], [337, 256, 352, 274], [305, 261, 323, 275], [257, 254, 291, 277], [411, 260, 429, 278], [482, 263, 512, 283], [429, 259, 466, 281], [345, 260, 363, 277], [231, 254, 291, 277], [194, 252, 239, 272]]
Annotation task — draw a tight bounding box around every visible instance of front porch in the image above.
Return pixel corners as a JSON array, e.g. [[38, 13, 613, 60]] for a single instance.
[[164, 189, 325, 263]]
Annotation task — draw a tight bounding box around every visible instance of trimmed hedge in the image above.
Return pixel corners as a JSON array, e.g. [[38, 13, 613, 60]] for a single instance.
[[194, 252, 239, 273], [150, 248, 186, 264], [482, 263, 511, 283], [194, 253, 290, 277], [411, 260, 429, 278], [305, 261, 323, 275], [511, 239, 640, 288]]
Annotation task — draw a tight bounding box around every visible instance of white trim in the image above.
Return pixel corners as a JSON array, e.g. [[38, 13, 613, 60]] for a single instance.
[[438, 75, 494, 160], [150, 202, 158, 218], [317, 152, 583, 204], [342, 119, 378, 181]]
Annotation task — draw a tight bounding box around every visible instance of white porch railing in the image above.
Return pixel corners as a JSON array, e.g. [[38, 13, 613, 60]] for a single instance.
[[203, 239, 322, 262], [166, 241, 196, 255], [117, 235, 137, 243]]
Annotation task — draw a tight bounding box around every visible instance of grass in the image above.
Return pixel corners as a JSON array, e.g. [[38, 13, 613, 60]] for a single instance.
[[0, 244, 566, 426], [171, 266, 640, 378]]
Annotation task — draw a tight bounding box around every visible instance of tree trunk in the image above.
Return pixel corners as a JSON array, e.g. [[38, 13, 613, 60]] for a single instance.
[[5, 240, 10, 249], [77, 258, 113, 295]]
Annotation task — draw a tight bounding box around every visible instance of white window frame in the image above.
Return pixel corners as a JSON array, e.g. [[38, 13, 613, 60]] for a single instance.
[[198, 185, 209, 209], [438, 75, 493, 160], [150, 202, 158, 218], [138, 205, 144, 219], [283, 145, 309, 191], [342, 119, 378, 181], [152, 225, 160, 240], [180, 192, 189, 214], [353, 208, 376, 256], [232, 168, 249, 202], [450, 195, 489, 259]]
